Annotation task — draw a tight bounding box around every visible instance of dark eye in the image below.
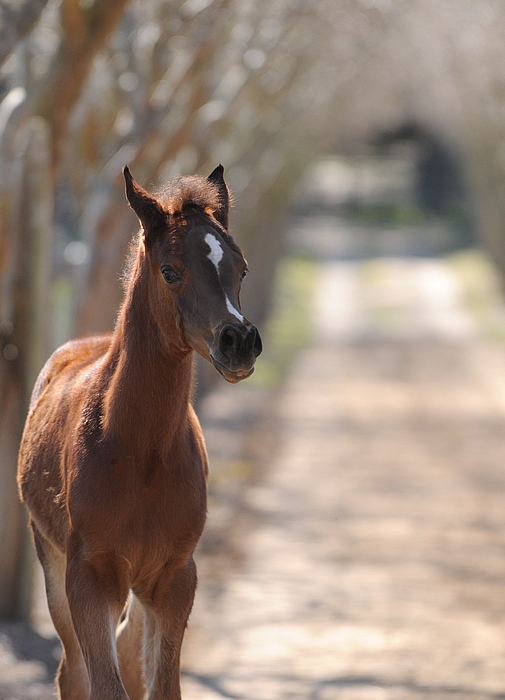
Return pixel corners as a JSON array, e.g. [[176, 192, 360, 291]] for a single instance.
[[241, 268, 248, 281], [161, 266, 180, 285]]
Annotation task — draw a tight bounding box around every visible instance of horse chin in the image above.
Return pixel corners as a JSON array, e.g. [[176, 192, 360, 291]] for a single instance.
[[210, 355, 255, 383]]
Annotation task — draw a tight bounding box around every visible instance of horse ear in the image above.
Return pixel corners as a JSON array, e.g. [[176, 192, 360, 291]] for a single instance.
[[123, 166, 166, 241], [207, 164, 230, 230]]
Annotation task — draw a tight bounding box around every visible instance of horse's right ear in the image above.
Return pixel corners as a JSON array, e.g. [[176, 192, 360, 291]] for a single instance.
[[124, 166, 167, 241], [207, 164, 230, 230]]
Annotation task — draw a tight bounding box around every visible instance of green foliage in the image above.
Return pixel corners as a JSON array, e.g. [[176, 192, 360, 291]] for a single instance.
[[251, 256, 318, 387]]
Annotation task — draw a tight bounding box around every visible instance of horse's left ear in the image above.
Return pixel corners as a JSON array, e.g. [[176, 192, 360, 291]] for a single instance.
[[124, 166, 167, 241], [207, 164, 230, 230]]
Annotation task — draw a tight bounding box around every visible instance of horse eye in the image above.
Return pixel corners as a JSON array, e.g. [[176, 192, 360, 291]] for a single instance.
[[161, 266, 180, 285], [241, 268, 248, 281]]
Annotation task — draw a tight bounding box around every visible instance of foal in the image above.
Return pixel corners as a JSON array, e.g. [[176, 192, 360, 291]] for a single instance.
[[17, 165, 262, 700]]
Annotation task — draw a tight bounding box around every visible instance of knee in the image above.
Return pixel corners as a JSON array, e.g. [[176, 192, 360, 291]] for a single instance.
[[66, 548, 131, 613]]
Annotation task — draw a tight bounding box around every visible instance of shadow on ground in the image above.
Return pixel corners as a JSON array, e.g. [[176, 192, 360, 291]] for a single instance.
[[183, 671, 505, 700]]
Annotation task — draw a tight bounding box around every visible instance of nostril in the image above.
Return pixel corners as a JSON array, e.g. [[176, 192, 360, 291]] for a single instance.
[[219, 327, 239, 356], [221, 330, 235, 349]]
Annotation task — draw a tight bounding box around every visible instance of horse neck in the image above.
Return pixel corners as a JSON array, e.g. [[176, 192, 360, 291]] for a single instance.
[[102, 248, 193, 453]]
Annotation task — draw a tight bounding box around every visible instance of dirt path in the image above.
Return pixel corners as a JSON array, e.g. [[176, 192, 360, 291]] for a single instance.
[[182, 259, 505, 700], [3, 258, 505, 699]]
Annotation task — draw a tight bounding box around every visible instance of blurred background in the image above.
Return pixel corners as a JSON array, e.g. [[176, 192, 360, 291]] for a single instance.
[[3, 0, 505, 698]]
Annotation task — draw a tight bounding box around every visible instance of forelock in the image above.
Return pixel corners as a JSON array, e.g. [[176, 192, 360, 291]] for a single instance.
[[157, 175, 222, 217], [151, 173, 241, 260]]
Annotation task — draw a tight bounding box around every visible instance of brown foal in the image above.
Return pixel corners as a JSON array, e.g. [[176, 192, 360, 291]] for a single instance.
[[17, 165, 262, 699]]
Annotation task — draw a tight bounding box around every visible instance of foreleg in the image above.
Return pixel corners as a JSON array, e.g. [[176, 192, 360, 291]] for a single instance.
[[66, 535, 131, 700], [117, 593, 146, 699], [141, 558, 197, 700]]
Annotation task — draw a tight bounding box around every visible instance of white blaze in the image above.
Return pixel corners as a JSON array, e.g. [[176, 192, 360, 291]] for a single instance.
[[204, 232, 244, 322], [226, 296, 244, 322], [205, 233, 224, 270]]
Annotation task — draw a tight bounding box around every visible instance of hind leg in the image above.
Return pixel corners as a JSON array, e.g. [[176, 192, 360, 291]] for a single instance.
[[117, 593, 146, 699], [31, 521, 89, 700]]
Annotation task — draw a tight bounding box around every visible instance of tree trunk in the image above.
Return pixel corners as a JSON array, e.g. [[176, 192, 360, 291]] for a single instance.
[[0, 118, 53, 618]]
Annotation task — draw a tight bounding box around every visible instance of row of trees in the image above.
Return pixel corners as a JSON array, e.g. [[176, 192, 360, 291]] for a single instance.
[[3, 0, 505, 619], [0, 0, 335, 619]]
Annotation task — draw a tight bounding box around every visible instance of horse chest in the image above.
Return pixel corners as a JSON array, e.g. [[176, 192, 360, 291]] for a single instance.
[[127, 470, 208, 584], [133, 462, 207, 541], [70, 445, 208, 566]]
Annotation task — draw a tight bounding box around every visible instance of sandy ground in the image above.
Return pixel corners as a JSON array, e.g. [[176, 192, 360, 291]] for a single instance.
[[3, 257, 505, 699]]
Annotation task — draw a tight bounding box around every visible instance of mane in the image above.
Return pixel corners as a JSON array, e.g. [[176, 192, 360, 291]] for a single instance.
[[156, 175, 223, 217], [120, 231, 142, 292]]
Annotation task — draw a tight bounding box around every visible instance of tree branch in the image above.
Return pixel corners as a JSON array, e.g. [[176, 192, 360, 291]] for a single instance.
[[35, 0, 130, 172], [0, 0, 50, 67]]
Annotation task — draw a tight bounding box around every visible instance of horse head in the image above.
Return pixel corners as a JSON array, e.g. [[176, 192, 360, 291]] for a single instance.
[[124, 165, 262, 383]]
